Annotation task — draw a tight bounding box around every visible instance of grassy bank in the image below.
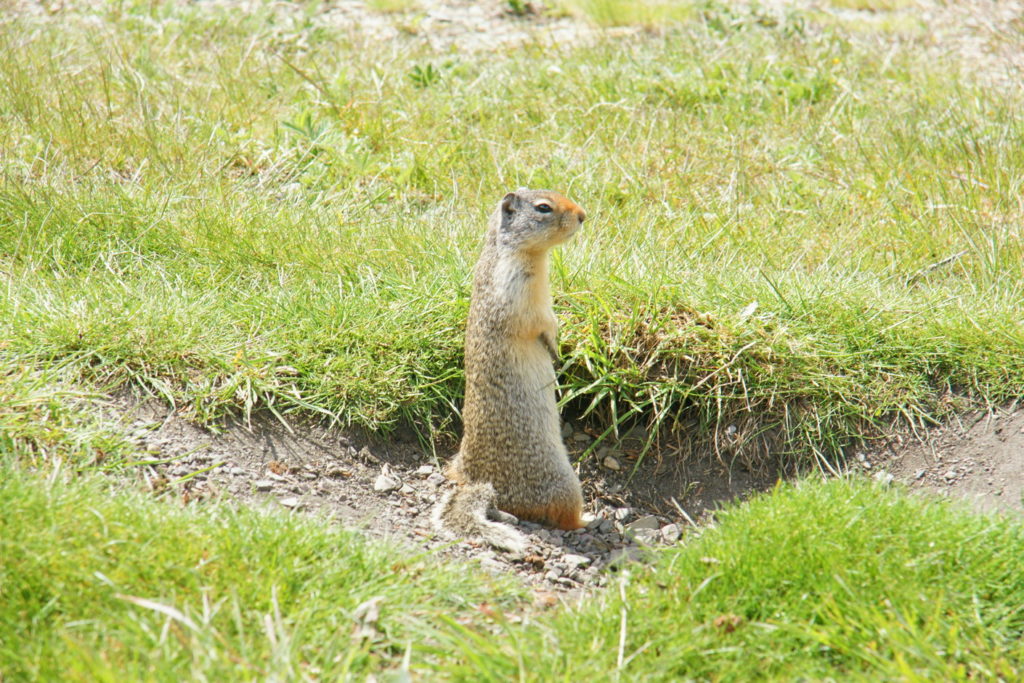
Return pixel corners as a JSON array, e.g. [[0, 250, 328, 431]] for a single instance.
[[1, 1, 1022, 466], [2, 464, 1021, 679]]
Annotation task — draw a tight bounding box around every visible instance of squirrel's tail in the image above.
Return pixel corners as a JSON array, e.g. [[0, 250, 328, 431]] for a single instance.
[[432, 482, 526, 554]]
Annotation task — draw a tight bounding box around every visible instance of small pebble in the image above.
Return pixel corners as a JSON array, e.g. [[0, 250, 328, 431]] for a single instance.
[[279, 497, 301, 509], [562, 553, 591, 569], [254, 480, 274, 491], [660, 523, 682, 543], [631, 528, 660, 545], [613, 507, 633, 522], [625, 515, 660, 531], [373, 473, 401, 492], [602, 455, 621, 471]]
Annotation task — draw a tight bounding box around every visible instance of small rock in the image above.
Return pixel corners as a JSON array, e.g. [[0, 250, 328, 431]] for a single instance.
[[479, 558, 505, 574], [561, 422, 573, 439], [598, 519, 615, 534], [944, 469, 958, 481], [400, 484, 415, 495], [415, 465, 434, 476], [426, 473, 446, 487], [373, 473, 401, 492], [254, 480, 274, 491], [873, 471, 894, 486], [562, 553, 591, 569], [660, 523, 682, 543], [279, 497, 302, 509], [585, 516, 604, 531], [229, 467, 245, 475], [625, 515, 660, 531], [914, 469, 926, 480], [602, 455, 621, 471], [631, 528, 660, 545], [612, 507, 633, 522]]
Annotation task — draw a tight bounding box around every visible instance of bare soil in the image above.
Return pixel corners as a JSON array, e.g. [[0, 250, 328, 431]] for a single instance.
[[107, 391, 1021, 599], [109, 392, 781, 597], [873, 406, 1024, 515]]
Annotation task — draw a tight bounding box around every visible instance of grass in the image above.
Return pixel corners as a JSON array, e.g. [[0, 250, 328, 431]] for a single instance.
[[2, 4, 1022, 679], [0, 462, 522, 680], [555, 0, 697, 27], [445, 477, 1024, 680], [2, 1, 1021, 470], [365, 0, 419, 13], [3, 462, 1021, 679]]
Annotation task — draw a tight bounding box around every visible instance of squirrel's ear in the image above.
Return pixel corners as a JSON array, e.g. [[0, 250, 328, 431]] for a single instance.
[[501, 192, 516, 215]]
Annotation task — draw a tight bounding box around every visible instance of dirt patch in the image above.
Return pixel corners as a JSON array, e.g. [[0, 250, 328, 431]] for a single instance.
[[108, 392, 780, 597], [875, 406, 1024, 515], [105, 392, 1020, 599]]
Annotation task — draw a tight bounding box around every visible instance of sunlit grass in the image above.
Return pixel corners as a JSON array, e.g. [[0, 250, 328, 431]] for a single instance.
[[3, 466, 1020, 679], [0, 0, 1021, 469], [555, 0, 697, 27]]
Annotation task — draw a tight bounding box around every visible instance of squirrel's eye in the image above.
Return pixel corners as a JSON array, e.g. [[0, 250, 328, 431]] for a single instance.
[[534, 203, 553, 213]]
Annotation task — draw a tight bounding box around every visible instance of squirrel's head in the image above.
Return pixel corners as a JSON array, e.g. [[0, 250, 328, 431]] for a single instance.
[[492, 188, 586, 253]]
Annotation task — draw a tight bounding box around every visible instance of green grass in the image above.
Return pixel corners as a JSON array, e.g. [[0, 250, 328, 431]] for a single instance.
[[0, 1, 1022, 468], [442, 478, 1024, 680], [555, 0, 697, 27], [2, 5, 1023, 679], [0, 462, 522, 680], [3, 463, 1022, 679]]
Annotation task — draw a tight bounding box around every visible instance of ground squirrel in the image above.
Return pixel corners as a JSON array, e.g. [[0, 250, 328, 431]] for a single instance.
[[433, 188, 587, 553]]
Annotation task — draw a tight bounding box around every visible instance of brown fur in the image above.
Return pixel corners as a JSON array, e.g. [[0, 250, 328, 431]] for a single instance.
[[434, 188, 587, 550]]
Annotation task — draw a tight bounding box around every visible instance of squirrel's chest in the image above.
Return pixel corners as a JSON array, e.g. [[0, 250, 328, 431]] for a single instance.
[[509, 336, 557, 391]]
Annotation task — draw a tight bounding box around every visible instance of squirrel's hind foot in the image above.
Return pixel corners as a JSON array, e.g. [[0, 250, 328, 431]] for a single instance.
[[432, 482, 527, 554]]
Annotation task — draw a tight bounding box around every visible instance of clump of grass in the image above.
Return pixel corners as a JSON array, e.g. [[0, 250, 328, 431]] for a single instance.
[[365, 0, 419, 14], [0, 361, 136, 468], [0, 463, 521, 679], [4, 461, 1021, 679], [440, 478, 1024, 679], [556, 0, 696, 27]]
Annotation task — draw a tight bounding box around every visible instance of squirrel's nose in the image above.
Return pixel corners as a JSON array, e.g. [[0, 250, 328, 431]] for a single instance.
[[576, 208, 586, 223]]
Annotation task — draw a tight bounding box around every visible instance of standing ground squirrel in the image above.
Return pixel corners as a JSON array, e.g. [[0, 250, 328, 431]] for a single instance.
[[432, 188, 586, 552]]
